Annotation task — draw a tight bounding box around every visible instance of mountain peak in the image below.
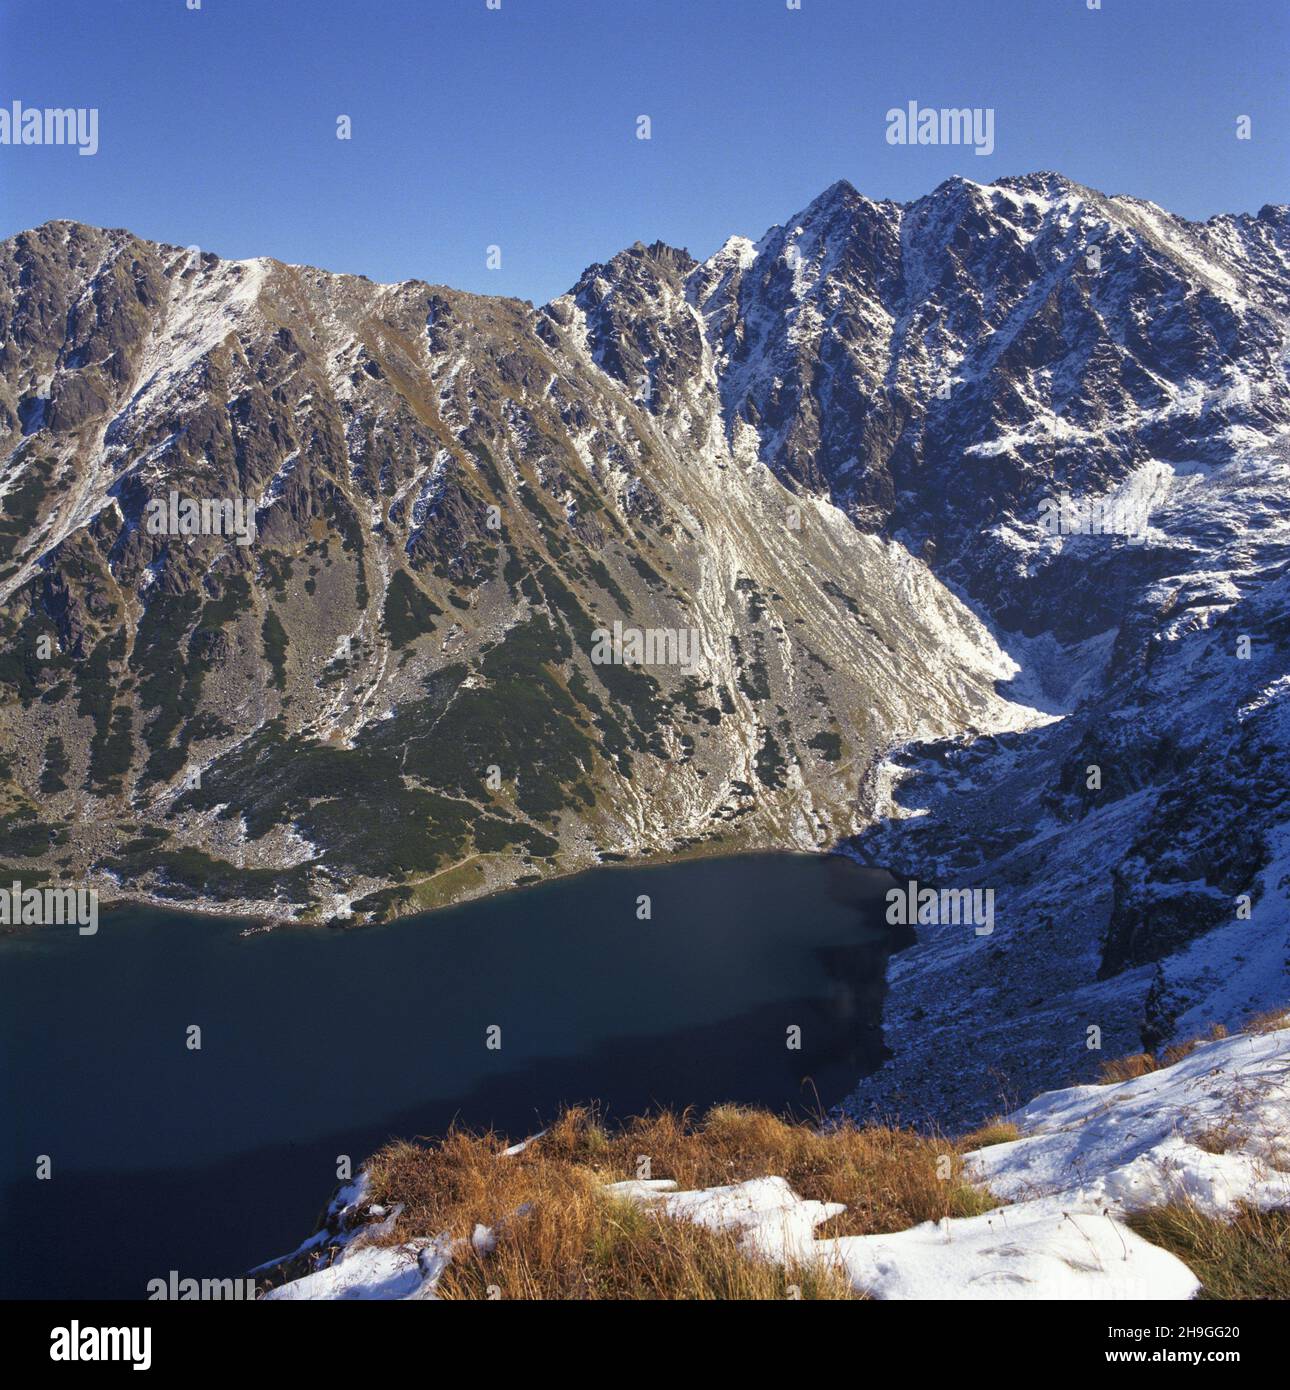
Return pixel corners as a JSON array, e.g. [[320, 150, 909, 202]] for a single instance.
[[994, 170, 1087, 201], [813, 176, 860, 204], [795, 177, 878, 224]]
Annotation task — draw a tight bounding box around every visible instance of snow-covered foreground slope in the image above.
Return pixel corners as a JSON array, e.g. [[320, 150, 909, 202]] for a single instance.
[[262, 1018, 1290, 1300], [967, 1022, 1290, 1218], [823, 1205, 1199, 1300], [606, 1174, 1198, 1299]]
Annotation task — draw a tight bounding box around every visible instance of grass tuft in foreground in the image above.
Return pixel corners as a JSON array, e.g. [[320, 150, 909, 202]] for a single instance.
[[1126, 1203, 1290, 1300], [1095, 1021, 1231, 1084], [958, 1119, 1021, 1149], [363, 1104, 995, 1300]]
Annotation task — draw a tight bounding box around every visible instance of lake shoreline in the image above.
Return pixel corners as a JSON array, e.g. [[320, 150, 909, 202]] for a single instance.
[[3, 837, 883, 940]]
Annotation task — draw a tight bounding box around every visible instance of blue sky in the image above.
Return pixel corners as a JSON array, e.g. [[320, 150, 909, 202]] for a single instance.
[[1, 0, 1286, 303]]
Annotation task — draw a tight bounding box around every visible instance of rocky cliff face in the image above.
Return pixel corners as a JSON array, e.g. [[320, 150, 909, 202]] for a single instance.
[[1, 174, 1287, 1116], [0, 198, 1036, 925]]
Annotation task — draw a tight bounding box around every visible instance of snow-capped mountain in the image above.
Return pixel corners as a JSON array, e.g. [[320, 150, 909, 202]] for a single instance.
[[1, 173, 1286, 1119]]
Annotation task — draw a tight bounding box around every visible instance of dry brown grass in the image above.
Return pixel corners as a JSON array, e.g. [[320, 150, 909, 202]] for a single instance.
[[361, 1104, 998, 1299], [1095, 1021, 1236, 1085], [1096, 1050, 1161, 1084], [337, 1017, 1290, 1298], [959, 1119, 1022, 1149], [1188, 1120, 1243, 1156], [1242, 1008, 1290, 1035], [440, 1186, 858, 1300], [1127, 1203, 1290, 1300]]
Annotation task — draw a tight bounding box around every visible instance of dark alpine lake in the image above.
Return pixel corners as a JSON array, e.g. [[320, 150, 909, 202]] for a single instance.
[[0, 851, 901, 1299]]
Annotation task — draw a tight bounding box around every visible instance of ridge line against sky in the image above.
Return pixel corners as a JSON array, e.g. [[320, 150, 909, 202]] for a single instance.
[[1, 0, 1286, 304], [12, 170, 1289, 309]]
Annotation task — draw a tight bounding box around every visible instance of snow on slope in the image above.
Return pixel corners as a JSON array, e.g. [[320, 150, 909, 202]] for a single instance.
[[821, 1205, 1199, 1300], [261, 1241, 445, 1301], [609, 1175, 1199, 1299], [966, 1019, 1290, 1217], [262, 1020, 1290, 1301]]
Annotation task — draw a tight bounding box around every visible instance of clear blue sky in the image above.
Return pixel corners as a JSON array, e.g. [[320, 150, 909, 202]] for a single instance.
[[1, 0, 1285, 303]]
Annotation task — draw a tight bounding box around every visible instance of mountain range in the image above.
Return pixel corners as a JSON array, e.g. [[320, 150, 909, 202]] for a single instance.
[[2, 171, 1287, 1122]]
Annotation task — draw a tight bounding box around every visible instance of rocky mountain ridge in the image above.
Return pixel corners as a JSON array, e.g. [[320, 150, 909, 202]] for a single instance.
[[1, 172, 1287, 1115]]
